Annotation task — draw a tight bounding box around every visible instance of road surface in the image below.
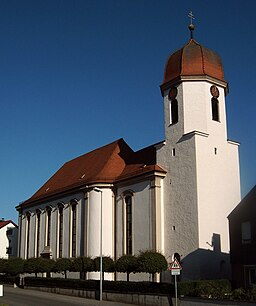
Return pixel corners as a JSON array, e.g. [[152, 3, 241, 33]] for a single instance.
[[0, 285, 136, 306]]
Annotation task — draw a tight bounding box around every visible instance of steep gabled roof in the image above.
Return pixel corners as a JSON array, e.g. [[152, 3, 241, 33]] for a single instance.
[[0, 220, 17, 229], [228, 185, 256, 219], [19, 138, 166, 207]]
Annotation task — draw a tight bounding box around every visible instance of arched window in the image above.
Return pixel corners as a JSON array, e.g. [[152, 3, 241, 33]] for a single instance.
[[58, 204, 64, 258], [45, 206, 52, 247], [211, 98, 219, 121], [26, 212, 31, 259], [170, 99, 178, 124], [125, 195, 133, 255], [70, 200, 78, 257], [36, 210, 41, 257]]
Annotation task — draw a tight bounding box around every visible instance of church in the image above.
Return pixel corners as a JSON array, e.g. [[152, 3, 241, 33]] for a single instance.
[[16, 23, 241, 281]]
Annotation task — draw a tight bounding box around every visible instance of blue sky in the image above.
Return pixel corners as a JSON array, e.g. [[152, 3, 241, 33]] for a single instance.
[[1, 0, 255, 223]]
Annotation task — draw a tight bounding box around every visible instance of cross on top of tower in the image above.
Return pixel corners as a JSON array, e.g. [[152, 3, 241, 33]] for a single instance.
[[188, 11, 195, 39], [188, 11, 195, 25]]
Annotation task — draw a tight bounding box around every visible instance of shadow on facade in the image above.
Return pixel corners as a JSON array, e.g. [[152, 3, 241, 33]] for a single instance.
[[183, 234, 231, 280], [163, 234, 231, 282]]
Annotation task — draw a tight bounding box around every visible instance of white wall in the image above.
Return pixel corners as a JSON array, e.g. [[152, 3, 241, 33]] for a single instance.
[[158, 78, 240, 279], [19, 192, 85, 260], [0, 223, 18, 259], [115, 180, 153, 259]]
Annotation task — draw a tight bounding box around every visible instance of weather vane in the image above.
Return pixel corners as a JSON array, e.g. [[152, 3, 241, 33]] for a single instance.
[[188, 11, 195, 39]]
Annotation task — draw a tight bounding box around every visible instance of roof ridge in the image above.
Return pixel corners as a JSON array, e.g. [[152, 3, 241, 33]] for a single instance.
[[64, 138, 124, 165]]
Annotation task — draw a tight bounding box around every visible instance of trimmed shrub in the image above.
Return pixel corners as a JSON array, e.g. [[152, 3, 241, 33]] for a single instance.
[[71, 256, 94, 279], [0, 259, 8, 274], [24, 258, 41, 276], [5, 258, 24, 276], [24, 258, 55, 276], [137, 251, 168, 281], [53, 258, 72, 278], [94, 256, 114, 280], [115, 255, 138, 281]]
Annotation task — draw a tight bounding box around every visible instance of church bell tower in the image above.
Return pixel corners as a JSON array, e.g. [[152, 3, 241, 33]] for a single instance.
[[157, 19, 241, 279]]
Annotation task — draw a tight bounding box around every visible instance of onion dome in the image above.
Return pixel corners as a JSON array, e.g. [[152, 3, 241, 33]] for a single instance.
[[161, 38, 227, 94]]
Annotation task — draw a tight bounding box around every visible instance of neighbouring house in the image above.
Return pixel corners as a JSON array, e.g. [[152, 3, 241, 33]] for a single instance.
[[228, 185, 256, 288], [16, 23, 241, 281], [0, 219, 18, 259]]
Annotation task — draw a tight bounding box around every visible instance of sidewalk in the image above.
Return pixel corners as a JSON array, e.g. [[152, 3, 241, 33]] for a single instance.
[[2, 285, 137, 306]]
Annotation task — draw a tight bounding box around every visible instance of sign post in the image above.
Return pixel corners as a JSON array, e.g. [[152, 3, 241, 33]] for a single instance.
[[169, 259, 182, 306]]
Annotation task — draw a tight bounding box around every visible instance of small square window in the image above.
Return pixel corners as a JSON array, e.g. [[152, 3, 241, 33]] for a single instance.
[[6, 229, 13, 236]]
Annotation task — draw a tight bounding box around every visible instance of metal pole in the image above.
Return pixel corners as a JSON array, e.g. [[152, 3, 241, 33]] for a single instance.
[[175, 274, 177, 306], [93, 187, 103, 302], [100, 190, 103, 301]]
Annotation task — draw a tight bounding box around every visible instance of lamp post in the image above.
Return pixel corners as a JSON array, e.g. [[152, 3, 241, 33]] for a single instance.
[[93, 187, 103, 301]]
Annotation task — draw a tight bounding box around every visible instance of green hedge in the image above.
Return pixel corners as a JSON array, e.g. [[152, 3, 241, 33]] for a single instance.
[[24, 277, 98, 290], [179, 279, 231, 299], [23, 277, 174, 295], [0, 274, 17, 284]]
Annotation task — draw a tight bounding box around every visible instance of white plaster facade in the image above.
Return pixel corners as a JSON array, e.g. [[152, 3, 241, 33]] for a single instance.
[[0, 220, 18, 259], [157, 76, 241, 279]]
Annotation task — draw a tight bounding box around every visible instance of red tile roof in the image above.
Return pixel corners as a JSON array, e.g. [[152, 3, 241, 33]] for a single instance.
[[0, 220, 17, 229], [161, 39, 225, 91], [19, 139, 166, 207]]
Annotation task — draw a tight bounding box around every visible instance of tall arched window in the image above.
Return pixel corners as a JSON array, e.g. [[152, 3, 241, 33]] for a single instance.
[[36, 210, 41, 257], [71, 200, 77, 257], [211, 98, 219, 121], [58, 204, 64, 258], [170, 99, 178, 124], [26, 212, 31, 259], [125, 195, 133, 255], [46, 207, 52, 247], [168, 86, 178, 125]]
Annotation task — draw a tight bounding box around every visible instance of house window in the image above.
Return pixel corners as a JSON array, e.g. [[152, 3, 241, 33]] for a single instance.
[[58, 205, 64, 258], [26, 213, 31, 259], [71, 201, 77, 257], [46, 207, 52, 247], [211, 98, 219, 121], [125, 195, 133, 255], [249, 269, 256, 285], [6, 229, 13, 236], [241, 221, 251, 244], [36, 210, 41, 257]]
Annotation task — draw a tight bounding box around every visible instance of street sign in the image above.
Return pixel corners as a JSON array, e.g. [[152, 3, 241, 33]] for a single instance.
[[171, 269, 180, 275], [168, 258, 182, 306], [169, 258, 182, 270]]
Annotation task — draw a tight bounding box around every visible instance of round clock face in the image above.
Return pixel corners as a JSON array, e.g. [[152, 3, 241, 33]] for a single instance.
[[210, 85, 219, 98], [168, 87, 178, 100]]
